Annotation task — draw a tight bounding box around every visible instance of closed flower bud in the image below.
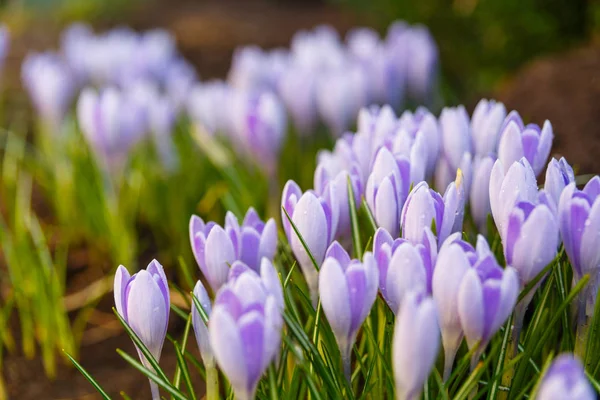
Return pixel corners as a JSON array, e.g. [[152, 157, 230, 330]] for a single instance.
[[497, 111, 553, 177], [397, 107, 440, 179], [470, 99, 506, 156], [544, 157, 575, 209], [470, 155, 495, 234], [536, 354, 594, 400], [192, 280, 213, 367], [393, 291, 440, 400]]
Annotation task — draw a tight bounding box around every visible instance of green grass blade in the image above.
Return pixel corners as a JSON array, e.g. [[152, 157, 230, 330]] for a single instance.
[[173, 340, 197, 400], [63, 350, 111, 400]]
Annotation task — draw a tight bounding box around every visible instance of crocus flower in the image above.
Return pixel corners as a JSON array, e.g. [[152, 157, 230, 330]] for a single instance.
[[316, 65, 368, 137], [187, 81, 231, 136], [432, 234, 486, 379], [469, 155, 495, 234], [559, 177, 600, 317], [401, 176, 464, 247], [393, 291, 440, 400], [164, 58, 198, 111], [319, 243, 378, 379], [535, 354, 595, 400], [0, 25, 9, 73], [22, 52, 75, 132], [497, 110, 553, 177], [356, 104, 397, 158], [209, 265, 283, 400], [397, 107, 440, 178], [77, 86, 147, 173], [457, 249, 519, 363], [373, 227, 437, 313], [281, 180, 338, 305], [228, 46, 270, 91], [365, 147, 411, 237], [191, 280, 213, 367], [489, 157, 538, 240], [545, 157, 575, 209], [224, 208, 278, 272], [231, 89, 287, 174], [314, 159, 363, 241], [114, 260, 169, 400], [390, 123, 428, 185], [470, 99, 506, 157], [189, 215, 235, 292], [436, 105, 472, 192], [277, 65, 318, 136]]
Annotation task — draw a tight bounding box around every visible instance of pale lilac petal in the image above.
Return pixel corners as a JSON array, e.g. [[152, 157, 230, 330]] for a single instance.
[[319, 258, 351, 340], [209, 306, 247, 393], [114, 265, 131, 321], [458, 269, 484, 349]]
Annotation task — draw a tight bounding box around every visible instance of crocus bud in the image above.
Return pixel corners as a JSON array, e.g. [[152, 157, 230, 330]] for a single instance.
[[489, 157, 538, 240], [228, 46, 269, 91], [397, 107, 440, 178], [314, 161, 363, 241], [319, 244, 378, 377], [497, 111, 553, 177], [316, 65, 368, 137], [559, 178, 600, 316], [505, 201, 559, 286], [192, 280, 213, 367], [373, 227, 437, 313], [391, 124, 428, 185], [401, 177, 464, 247], [189, 215, 235, 292], [22, 52, 75, 133], [231, 90, 287, 175], [436, 105, 472, 192], [224, 208, 278, 273], [432, 234, 492, 378], [164, 59, 197, 111], [470, 155, 495, 234], [114, 260, 169, 399], [457, 252, 519, 360], [77, 86, 147, 173], [393, 291, 440, 400], [281, 180, 338, 304], [277, 65, 318, 136], [365, 147, 411, 237], [535, 354, 595, 400], [545, 157, 575, 209], [470, 99, 506, 156], [356, 104, 397, 158], [209, 267, 283, 400], [187, 81, 230, 136]]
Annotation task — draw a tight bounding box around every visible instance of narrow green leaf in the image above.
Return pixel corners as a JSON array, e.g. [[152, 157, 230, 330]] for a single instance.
[[173, 340, 197, 400], [585, 284, 600, 370], [191, 292, 210, 325], [488, 315, 513, 399], [360, 199, 378, 233], [347, 176, 362, 259], [518, 260, 555, 303], [172, 313, 194, 391], [63, 350, 111, 400]]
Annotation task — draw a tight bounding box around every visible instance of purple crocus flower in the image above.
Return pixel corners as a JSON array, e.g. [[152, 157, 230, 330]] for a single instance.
[[22, 52, 75, 133], [365, 147, 411, 238], [231, 89, 287, 175], [373, 227, 437, 313], [457, 250, 519, 363], [191, 280, 213, 367], [470, 155, 495, 234], [187, 81, 231, 136], [391, 123, 428, 185], [432, 234, 491, 379], [189, 215, 235, 292], [0, 25, 9, 73], [281, 180, 338, 305], [356, 104, 397, 159], [314, 159, 363, 242], [209, 266, 283, 400], [401, 176, 465, 247], [536, 354, 595, 400], [316, 65, 368, 137], [224, 208, 278, 272], [77, 86, 147, 173], [164, 58, 198, 111], [545, 157, 575, 209], [470, 99, 506, 157], [276, 65, 318, 135], [436, 105, 472, 192], [228, 46, 270, 91], [393, 290, 440, 400], [489, 157, 539, 240], [319, 243, 378, 379], [497, 110, 553, 177], [397, 107, 440, 179], [559, 177, 600, 317], [114, 260, 169, 399]]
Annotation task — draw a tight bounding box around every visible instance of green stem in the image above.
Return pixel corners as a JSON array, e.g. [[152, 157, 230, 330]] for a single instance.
[[206, 364, 219, 400], [575, 316, 591, 360]]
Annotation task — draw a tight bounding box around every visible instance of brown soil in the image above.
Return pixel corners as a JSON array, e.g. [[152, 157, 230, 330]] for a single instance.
[[498, 43, 600, 175]]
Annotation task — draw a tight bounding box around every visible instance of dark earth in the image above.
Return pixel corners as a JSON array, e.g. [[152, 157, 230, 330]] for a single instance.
[[3, 0, 600, 398]]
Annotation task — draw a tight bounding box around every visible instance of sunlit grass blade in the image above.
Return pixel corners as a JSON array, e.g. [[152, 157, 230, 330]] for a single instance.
[[360, 199, 378, 233], [488, 315, 512, 399], [63, 350, 111, 400], [172, 313, 194, 391], [172, 340, 197, 400]]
